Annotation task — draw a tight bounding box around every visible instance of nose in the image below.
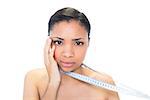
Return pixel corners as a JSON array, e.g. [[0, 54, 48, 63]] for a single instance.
[[62, 44, 74, 58]]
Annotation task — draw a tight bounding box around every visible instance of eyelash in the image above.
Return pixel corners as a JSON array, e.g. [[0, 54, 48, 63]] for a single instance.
[[75, 41, 84, 46], [52, 40, 84, 46], [53, 40, 63, 45]]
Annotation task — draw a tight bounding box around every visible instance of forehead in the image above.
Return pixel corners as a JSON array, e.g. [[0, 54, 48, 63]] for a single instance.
[[50, 20, 88, 38]]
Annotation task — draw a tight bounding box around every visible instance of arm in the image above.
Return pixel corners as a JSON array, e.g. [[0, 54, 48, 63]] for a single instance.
[[40, 80, 60, 100], [23, 71, 40, 100], [107, 78, 120, 100], [108, 92, 120, 100], [41, 37, 61, 100], [108, 91, 120, 100], [23, 69, 60, 100], [23, 37, 60, 100]]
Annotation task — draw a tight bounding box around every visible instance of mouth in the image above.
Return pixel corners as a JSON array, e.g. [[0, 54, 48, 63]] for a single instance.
[[60, 60, 75, 68]]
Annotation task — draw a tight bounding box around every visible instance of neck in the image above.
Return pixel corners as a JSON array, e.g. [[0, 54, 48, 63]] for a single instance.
[[60, 66, 84, 84]]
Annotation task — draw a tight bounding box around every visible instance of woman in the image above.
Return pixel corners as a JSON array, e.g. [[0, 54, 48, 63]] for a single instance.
[[23, 7, 120, 100]]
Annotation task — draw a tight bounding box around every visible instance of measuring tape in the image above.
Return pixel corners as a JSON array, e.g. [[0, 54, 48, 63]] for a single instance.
[[62, 65, 150, 99]]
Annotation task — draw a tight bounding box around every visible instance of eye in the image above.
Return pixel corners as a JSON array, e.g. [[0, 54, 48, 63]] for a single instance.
[[53, 40, 63, 45], [75, 41, 84, 46]]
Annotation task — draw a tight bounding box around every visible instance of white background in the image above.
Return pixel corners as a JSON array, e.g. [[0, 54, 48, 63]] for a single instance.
[[0, 0, 150, 100]]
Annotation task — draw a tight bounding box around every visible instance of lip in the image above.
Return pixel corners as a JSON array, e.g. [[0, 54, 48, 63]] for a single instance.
[[60, 61, 75, 68]]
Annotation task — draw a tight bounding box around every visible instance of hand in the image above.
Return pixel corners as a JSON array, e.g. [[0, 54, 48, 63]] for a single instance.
[[44, 36, 61, 85]]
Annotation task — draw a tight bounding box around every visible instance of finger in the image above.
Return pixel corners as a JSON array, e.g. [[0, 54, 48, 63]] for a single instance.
[[44, 37, 52, 65], [51, 45, 55, 57], [49, 44, 55, 58], [45, 37, 52, 53]]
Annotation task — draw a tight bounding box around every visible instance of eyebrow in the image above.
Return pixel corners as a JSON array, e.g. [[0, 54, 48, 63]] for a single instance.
[[52, 37, 84, 41]]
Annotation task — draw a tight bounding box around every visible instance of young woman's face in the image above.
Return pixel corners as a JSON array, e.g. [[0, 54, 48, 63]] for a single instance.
[[50, 20, 89, 72]]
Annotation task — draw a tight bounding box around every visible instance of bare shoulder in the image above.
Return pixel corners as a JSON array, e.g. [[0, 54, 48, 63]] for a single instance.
[[82, 66, 114, 84], [93, 71, 115, 84], [82, 66, 120, 100], [24, 68, 48, 85], [23, 68, 48, 100]]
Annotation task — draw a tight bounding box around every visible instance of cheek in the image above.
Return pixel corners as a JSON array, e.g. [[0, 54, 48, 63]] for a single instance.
[[54, 46, 88, 61], [75, 48, 88, 59], [54, 47, 60, 60]]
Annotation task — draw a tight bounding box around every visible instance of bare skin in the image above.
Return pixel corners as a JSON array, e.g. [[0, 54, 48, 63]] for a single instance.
[[23, 20, 120, 100]]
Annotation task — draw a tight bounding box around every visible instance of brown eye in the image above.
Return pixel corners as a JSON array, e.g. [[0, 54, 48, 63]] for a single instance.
[[75, 41, 84, 46], [53, 40, 63, 45]]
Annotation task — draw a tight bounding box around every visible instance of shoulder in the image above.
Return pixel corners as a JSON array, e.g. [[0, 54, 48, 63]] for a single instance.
[[82, 66, 120, 99], [93, 71, 115, 84], [24, 68, 48, 86], [23, 68, 48, 99], [82, 66, 115, 84]]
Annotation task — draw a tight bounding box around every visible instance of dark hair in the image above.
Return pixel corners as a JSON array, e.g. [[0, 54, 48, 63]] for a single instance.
[[48, 7, 91, 39]]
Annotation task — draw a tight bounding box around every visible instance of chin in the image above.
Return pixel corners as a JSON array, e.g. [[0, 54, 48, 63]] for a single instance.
[[60, 68, 72, 72], [59, 66, 74, 72]]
